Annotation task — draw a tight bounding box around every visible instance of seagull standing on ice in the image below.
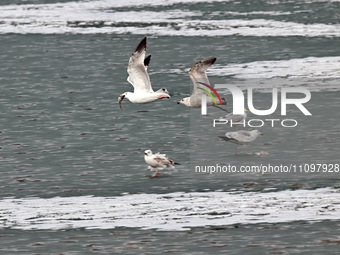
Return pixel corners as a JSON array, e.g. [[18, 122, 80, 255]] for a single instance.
[[218, 130, 263, 155], [118, 37, 170, 109], [177, 57, 226, 108], [144, 150, 180, 177]]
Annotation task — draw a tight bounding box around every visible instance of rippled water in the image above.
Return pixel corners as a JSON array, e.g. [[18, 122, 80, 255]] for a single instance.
[[0, 0, 340, 254]]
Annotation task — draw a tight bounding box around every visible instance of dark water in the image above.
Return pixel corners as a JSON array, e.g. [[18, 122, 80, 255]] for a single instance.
[[2, 221, 340, 254], [0, 0, 340, 254]]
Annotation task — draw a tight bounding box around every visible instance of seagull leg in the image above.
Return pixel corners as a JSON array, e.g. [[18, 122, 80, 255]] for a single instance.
[[234, 145, 238, 155], [150, 169, 159, 178], [245, 146, 253, 155]]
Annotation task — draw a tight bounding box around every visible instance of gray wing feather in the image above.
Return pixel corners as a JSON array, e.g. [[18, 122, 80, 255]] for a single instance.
[[236, 130, 251, 137], [188, 57, 216, 96], [223, 114, 245, 123], [154, 156, 172, 166]]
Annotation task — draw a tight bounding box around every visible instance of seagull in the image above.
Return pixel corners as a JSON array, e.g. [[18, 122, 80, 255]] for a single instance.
[[144, 150, 180, 177], [118, 37, 170, 109], [219, 109, 249, 130], [218, 130, 263, 155], [177, 57, 227, 108]]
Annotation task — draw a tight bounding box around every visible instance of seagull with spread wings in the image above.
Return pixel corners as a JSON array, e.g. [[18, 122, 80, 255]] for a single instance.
[[177, 57, 226, 108], [118, 37, 170, 109]]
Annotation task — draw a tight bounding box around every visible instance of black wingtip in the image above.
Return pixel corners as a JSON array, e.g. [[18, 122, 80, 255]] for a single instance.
[[144, 55, 151, 67], [174, 162, 181, 165], [190, 57, 217, 73], [134, 37, 147, 53], [205, 57, 216, 65]]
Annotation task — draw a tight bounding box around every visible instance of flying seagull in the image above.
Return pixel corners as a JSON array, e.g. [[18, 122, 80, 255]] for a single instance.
[[219, 130, 263, 155], [118, 37, 170, 109], [177, 57, 227, 108], [144, 149, 180, 177]]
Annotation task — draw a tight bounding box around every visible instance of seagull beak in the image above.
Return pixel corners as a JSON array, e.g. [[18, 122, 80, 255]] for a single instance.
[[158, 95, 170, 99], [118, 94, 125, 110], [177, 101, 181, 104]]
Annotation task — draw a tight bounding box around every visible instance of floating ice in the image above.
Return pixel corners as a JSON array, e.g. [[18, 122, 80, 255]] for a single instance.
[[1, 188, 339, 231], [0, 0, 340, 36]]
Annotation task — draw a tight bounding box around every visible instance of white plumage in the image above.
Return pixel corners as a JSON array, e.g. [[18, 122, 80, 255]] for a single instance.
[[118, 37, 170, 109], [144, 150, 179, 177]]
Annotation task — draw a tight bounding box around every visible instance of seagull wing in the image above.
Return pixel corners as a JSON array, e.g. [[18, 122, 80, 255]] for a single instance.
[[188, 57, 216, 96], [220, 130, 258, 145], [127, 37, 153, 93], [226, 114, 245, 123], [154, 155, 171, 166], [144, 55, 151, 70], [229, 130, 254, 143]]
